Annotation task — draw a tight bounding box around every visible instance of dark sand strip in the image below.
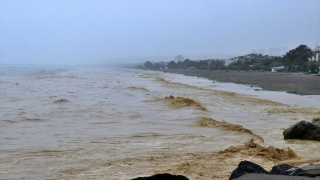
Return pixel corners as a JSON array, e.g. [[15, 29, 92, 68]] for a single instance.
[[163, 69, 320, 95]]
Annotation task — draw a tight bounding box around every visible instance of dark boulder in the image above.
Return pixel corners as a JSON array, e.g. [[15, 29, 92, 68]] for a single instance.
[[287, 163, 320, 177], [269, 164, 296, 175], [132, 173, 189, 180], [229, 160, 268, 180], [283, 121, 320, 141]]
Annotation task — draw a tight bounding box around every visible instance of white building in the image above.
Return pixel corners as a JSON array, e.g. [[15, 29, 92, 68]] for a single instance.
[[311, 44, 320, 61], [271, 66, 286, 72]]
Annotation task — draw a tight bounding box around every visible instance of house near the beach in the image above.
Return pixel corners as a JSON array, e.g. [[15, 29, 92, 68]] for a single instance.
[[311, 44, 320, 61], [271, 66, 285, 72]]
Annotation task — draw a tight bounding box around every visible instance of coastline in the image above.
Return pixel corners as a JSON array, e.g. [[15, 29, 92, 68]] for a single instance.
[[161, 69, 320, 95]]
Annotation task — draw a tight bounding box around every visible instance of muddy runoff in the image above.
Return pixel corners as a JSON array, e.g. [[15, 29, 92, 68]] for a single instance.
[[2, 68, 320, 180], [81, 138, 311, 180], [58, 74, 320, 179]]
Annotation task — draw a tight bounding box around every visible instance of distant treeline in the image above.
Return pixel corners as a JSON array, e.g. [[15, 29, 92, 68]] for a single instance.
[[139, 45, 319, 73]]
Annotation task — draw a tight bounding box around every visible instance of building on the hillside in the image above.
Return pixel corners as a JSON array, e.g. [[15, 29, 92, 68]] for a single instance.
[[256, 55, 268, 61], [175, 55, 184, 62], [311, 44, 320, 61], [225, 58, 236, 66], [234, 53, 271, 63], [245, 53, 258, 59], [238, 56, 246, 62]]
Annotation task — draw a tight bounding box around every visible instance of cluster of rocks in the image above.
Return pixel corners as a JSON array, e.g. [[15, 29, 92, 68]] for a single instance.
[[229, 160, 320, 179], [131, 160, 320, 180], [283, 118, 320, 141], [132, 173, 189, 180]]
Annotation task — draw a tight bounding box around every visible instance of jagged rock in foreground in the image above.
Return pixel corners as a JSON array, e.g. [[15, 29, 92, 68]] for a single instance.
[[283, 121, 320, 141], [229, 160, 268, 180], [269, 164, 296, 175], [230, 160, 320, 179], [132, 173, 189, 180], [287, 163, 320, 177]]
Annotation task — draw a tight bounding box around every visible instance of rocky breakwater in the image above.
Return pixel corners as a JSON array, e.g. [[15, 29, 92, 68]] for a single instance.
[[229, 161, 320, 179], [132, 161, 320, 180]]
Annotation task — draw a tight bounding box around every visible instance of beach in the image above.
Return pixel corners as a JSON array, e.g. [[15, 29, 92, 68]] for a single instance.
[[163, 69, 320, 95], [0, 65, 320, 179]]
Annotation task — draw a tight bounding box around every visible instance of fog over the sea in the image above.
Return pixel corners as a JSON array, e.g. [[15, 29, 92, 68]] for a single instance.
[[0, 0, 319, 65]]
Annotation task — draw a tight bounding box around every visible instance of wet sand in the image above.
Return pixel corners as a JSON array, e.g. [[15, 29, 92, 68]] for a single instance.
[[163, 69, 320, 95]]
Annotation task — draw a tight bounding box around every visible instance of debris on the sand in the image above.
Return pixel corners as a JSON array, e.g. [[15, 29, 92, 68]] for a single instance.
[[54, 99, 69, 103], [127, 86, 149, 92]]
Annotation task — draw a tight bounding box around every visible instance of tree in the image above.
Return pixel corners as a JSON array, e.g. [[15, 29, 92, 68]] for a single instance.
[[154, 62, 165, 69], [210, 60, 226, 70], [309, 60, 320, 73], [284, 45, 313, 71], [144, 61, 153, 69], [177, 61, 183, 69], [167, 61, 177, 69]]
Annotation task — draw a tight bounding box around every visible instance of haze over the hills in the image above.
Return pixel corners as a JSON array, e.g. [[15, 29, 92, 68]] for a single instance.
[[0, 0, 319, 65]]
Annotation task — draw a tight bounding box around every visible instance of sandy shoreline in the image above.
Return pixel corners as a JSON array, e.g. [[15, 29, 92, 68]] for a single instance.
[[162, 69, 320, 95]]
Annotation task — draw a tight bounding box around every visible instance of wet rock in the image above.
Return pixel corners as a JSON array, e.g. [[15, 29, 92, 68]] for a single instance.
[[283, 121, 320, 141], [287, 163, 320, 177], [269, 164, 296, 175], [132, 173, 189, 180], [313, 118, 320, 126], [229, 160, 268, 180]]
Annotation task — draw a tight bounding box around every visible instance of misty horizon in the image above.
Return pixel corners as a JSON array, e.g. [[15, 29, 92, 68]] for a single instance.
[[1, 0, 319, 65]]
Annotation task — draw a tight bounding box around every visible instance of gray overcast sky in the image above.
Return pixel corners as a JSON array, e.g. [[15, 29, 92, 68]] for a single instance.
[[0, 0, 319, 65]]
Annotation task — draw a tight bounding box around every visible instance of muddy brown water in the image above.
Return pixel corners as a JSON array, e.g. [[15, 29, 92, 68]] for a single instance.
[[0, 65, 319, 179]]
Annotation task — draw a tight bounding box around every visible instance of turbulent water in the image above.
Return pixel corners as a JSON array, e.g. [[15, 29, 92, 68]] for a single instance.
[[1, 65, 319, 179]]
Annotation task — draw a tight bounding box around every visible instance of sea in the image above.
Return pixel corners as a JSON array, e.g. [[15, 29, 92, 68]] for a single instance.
[[0, 64, 319, 179]]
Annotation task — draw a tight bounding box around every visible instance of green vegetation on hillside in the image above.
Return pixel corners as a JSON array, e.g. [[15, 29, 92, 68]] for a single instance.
[[140, 45, 319, 73]]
